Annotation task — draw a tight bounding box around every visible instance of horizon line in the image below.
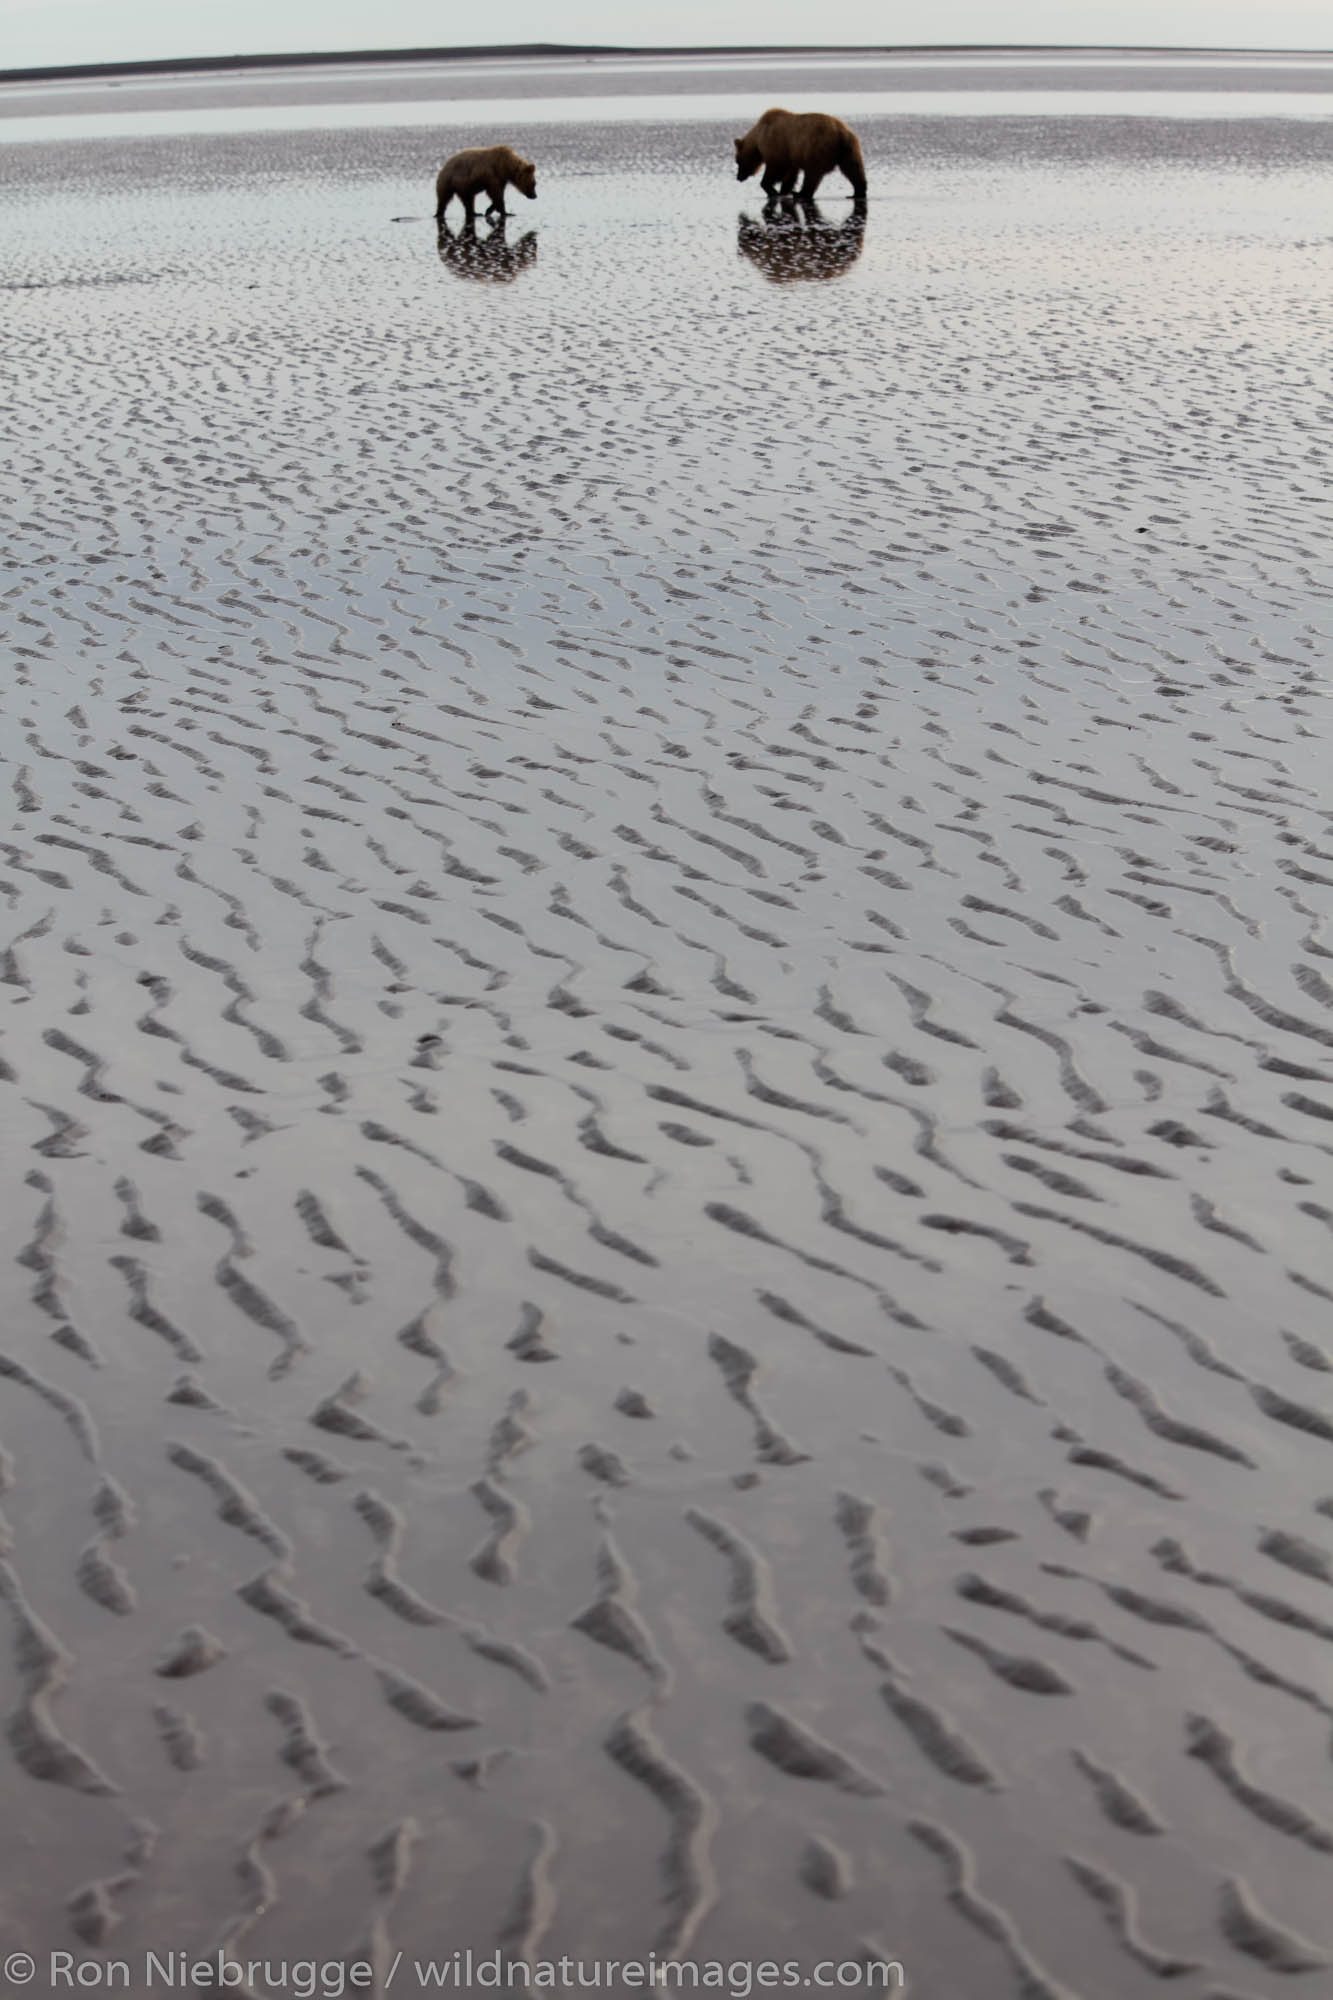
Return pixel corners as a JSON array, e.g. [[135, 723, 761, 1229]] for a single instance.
[[4, 42, 1331, 89]]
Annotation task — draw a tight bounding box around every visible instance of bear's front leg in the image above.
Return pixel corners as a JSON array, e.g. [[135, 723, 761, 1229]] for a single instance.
[[760, 164, 784, 197], [485, 176, 508, 218]]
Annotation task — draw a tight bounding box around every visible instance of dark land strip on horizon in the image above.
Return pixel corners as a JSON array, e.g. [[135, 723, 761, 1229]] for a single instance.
[[4, 42, 1331, 88]]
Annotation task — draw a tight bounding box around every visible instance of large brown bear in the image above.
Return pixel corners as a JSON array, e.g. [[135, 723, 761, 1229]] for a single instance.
[[435, 145, 537, 223], [733, 109, 867, 204]]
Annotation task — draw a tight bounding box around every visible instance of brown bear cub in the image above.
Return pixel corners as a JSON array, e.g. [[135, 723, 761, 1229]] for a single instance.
[[435, 146, 537, 223], [734, 109, 866, 204]]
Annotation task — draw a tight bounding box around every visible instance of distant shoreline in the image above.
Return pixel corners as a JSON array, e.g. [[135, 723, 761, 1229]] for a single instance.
[[4, 43, 1328, 88]]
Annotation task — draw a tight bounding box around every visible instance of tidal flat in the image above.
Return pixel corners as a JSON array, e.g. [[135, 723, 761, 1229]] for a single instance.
[[2, 58, 1333, 1994]]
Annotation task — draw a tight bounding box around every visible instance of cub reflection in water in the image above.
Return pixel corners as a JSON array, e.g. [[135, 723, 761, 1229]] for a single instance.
[[437, 216, 538, 284], [737, 204, 865, 284]]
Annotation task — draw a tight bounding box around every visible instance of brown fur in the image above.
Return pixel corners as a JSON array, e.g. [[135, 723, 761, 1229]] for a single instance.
[[733, 108, 867, 204], [435, 145, 537, 222]]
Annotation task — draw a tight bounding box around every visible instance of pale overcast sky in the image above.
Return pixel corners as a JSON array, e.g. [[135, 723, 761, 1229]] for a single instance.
[[2, 0, 1329, 71]]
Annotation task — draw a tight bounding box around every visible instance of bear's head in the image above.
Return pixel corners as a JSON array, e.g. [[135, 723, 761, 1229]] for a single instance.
[[513, 158, 537, 200], [734, 136, 761, 183]]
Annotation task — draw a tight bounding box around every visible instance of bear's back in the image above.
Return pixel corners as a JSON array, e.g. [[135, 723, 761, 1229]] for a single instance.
[[752, 108, 853, 169], [439, 144, 520, 185]]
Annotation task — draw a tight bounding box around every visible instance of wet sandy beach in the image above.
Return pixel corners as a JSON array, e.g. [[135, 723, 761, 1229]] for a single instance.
[[2, 66, 1333, 1998]]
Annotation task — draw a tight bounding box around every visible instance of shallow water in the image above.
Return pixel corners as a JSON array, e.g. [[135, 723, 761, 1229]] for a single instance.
[[2, 105, 1333, 1997], [5, 49, 1333, 142], [8, 92, 1333, 144]]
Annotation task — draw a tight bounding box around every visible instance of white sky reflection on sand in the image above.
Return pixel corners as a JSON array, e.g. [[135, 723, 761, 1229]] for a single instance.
[[6, 90, 1333, 144]]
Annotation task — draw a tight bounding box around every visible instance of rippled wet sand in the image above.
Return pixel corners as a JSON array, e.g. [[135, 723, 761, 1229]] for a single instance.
[[2, 110, 1333, 1995]]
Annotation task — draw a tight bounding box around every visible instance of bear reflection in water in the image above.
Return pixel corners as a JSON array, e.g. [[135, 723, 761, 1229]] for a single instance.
[[736, 204, 865, 284], [437, 216, 537, 284]]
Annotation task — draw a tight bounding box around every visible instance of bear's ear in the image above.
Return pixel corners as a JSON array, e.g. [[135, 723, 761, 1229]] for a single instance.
[[733, 138, 743, 156]]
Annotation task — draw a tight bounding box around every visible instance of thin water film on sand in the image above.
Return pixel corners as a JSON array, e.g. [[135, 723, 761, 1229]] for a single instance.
[[1, 109, 1332, 1995]]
